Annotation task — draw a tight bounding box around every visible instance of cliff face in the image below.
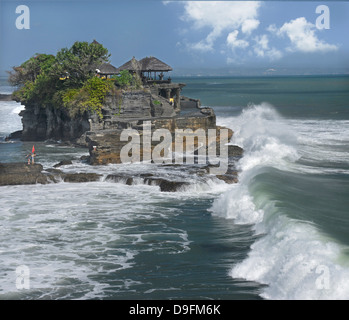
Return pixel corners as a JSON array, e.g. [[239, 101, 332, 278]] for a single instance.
[[19, 103, 90, 141], [99, 90, 177, 131], [17, 89, 179, 142], [86, 108, 218, 165]]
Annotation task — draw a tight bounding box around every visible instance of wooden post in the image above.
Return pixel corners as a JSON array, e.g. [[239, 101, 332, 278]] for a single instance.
[[175, 88, 181, 111], [166, 89, 171, 100]]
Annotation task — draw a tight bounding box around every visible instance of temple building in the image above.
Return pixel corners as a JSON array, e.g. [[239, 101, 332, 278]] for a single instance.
[[118, 56, 185, 112], [139, 56, 173, 84], [95, 63, 119, 79]]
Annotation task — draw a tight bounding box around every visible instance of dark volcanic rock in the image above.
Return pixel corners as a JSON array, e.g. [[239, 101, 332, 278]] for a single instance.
[[0, 162, 43, 174], [80, 155, 90, 163], [53, 160, 73, 168], [139, 173, 154, 178], [0, 163, 49, 186], [106, 174, 134, 185], [158, 179, 189, 192], [106, 173, 190, 192], [159, 179, 189, 192], [216, 175, 238, 184], [62, 173, 102, 183], [145, 178, 190, 192], [8, 130, 22, 140], [19, 103, 90, 141], [0, 160, 239, 189], [0, 162, 102, 185], [228, 145, 244, 157]]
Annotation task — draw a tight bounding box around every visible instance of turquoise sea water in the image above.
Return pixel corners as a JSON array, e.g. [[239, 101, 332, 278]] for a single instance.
[[0, 75, 349, 299]]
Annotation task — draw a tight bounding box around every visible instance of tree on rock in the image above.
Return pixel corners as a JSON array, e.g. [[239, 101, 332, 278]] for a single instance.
[[9, 41, 111, 108], [55, 41, 110, 87]]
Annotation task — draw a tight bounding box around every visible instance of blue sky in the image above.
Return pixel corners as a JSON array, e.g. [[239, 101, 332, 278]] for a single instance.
[[1, 0, 348, 76]]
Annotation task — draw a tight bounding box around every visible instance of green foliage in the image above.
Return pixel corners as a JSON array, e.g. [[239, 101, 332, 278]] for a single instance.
[[9, 41, 116, 119], [8, 54, 56, 86], [153, 99, 161, 105], [55, 41, 110, 88], [12, 81, 35, 102], [113, 70, 133, 88], [62, 77, 115, 119]]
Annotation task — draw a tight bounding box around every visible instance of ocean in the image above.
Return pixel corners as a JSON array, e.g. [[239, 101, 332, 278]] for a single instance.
[[0, 75, 348, 300]]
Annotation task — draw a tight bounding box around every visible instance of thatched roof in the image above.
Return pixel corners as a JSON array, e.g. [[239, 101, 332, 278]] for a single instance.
[[97, 63, 119, 75], [118, 57, 141, 72], [140, 57, 172, 72], [118, 56, 172, 73]]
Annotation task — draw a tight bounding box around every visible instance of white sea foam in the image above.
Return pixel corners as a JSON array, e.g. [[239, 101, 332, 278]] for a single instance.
[[0, 182, 191, 299], [0, 101, 23, 136], [212, 103, 349, 300]]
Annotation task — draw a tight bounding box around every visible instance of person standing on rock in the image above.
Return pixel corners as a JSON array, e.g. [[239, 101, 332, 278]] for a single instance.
[[31, 152, 36, 164], [26, 153, 31, 164], [26, 152, 36, 164], [26, 145, 36, 165]]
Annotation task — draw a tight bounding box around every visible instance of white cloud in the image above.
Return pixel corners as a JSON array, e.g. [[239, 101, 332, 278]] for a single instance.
[[227, 30, 249, 49], [267, 24, 278, 34], [181, 1, 261, 52], [276, 17, 338, 53], [253, 35, 283, 60], [242, 19, 260, 35], [266, 48, 283, 60], [189, 40, 216, 53]]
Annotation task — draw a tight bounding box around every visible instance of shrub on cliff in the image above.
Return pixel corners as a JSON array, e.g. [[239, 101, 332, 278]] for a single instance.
[[112, 70, 143, 90], [9, 41, 112, 115], [113, 70, 133, 87], [62, 77, 117, 119], [8, 54, 56, 86]]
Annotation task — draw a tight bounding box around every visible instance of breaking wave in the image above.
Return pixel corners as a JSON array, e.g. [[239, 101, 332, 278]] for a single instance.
[[211, 103, 349, 299]]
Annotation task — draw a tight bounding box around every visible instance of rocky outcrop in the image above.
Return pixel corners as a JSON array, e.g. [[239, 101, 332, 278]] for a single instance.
[[53, 160, 73, 168], [0, 163, 103, 186], [18, 103, 90, 141], [15, 87, 180, 142], [0, 163, 51, 186], [61, 173, 102, 183], [11, 80, 243, 172], [5, 130, 22, 141], [87, 107, 220, 165], [180, 96, 201, 109], [0, 160, 240, 190], [44, 168, 102, 183], [151, 179, 190, 192], [105, 174, 190, 192]]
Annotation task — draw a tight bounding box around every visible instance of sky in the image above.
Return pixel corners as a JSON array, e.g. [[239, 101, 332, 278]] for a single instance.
[[1, 0, 349, 77]]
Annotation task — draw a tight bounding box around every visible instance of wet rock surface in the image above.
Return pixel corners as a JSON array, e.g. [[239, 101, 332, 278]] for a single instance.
[[61, 173, 102, 183], [53, 160, 73, 168], [0, 163, 50, 186], [0, 158, 240, 191]]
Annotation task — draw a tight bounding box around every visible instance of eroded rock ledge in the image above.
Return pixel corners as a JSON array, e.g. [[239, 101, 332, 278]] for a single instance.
[[0, 152, 243, 191]]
